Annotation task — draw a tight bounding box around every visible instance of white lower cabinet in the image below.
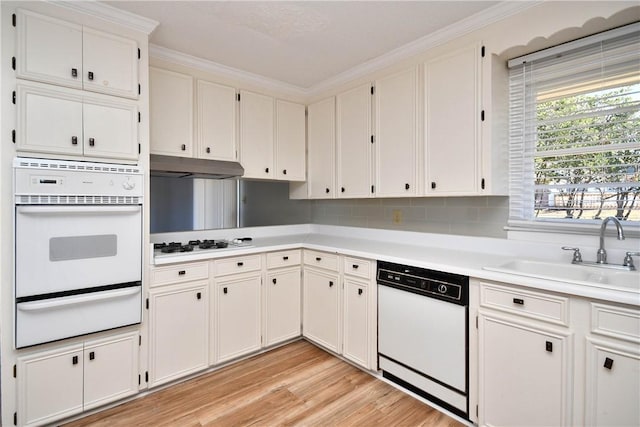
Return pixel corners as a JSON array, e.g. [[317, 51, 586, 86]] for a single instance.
[[214, 274, 262, 363], [148, 282, 209, 387], [265, 267, 301, 346], [303, 267, 341, 353], [479, 314, 571, 427], [16, 332, 138, 427], [342, 278, 369, 367]]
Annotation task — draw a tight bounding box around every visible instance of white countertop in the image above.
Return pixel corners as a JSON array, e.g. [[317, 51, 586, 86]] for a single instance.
[[151, 225, 640, 307]]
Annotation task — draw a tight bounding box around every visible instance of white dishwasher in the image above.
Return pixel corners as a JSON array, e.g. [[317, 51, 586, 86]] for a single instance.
[[377, 260, 469, 419]]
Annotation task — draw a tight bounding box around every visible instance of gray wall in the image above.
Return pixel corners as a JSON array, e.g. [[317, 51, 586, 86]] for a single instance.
[[310, 196, 509, 238]]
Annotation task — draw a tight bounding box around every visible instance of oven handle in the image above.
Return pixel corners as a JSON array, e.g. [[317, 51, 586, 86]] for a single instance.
[[17, 287, 140, 311], [17, 205, 141, 215]]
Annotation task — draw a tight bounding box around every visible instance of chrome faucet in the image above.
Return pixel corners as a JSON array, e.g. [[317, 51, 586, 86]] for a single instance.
[[597, 216, 625, 264]]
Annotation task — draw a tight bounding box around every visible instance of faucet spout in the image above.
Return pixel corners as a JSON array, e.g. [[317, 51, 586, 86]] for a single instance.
[[597, 216, 625, 264]]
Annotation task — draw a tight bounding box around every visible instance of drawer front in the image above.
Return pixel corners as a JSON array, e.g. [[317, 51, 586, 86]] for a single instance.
[[591, 303, 640, 343], [267, 250, 301, 269], [480, 282, 569, 326], [150, 262, 209, 287], [343, 256, 372, 279], [303, 250, 339, 272], [214, 255, 262, 276]]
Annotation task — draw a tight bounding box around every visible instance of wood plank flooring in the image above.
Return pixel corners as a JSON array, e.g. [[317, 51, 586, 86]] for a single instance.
[[65, 340, 464, 427]]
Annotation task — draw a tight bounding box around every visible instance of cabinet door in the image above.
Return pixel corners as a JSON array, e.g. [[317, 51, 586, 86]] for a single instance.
[[83, 332, 139, 411], [303, 268, 341, 352], [149, 282, 208, 387], [240, 90, 274, 179], [275, 100, 306, 181], [308, 97, 336, 198], [479, 315, 571, 426], [215, 274, 262, 363], [265, 268, 301, 346], [375, 67, 417, 197], [82, 27, 139, 99], [343, 279, 369, 368], [336, 84, 372, 198], [197, 80, 237, 161], [17, 344, 84, 426], [16, 9, 83, 89], [585, 339, 640, 427], [83, 98, 138, 161], [425, 44, 480, 195], [17, 83, 83, 156], [150, 67, 194, 157]]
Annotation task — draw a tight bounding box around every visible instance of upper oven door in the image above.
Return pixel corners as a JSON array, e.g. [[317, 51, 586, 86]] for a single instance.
[[15, 205, 142, 298]]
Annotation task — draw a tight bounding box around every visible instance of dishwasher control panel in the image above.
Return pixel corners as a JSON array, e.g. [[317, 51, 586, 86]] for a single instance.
[[377, 261, 468, 305]]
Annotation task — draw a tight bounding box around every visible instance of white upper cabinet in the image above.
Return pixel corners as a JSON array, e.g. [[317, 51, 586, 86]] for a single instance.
[[17, 82, 138, 161], [197, 80, 237, 161], [239, 90, 274, 179], [425, 44, 481, 195], [275, 99, 306, 181], [307, 97, 336, 198], [16, 9, 139, 99], [149, 67, 193, 157], [337, 83, 373, 198], [375, 67, 418, 197]]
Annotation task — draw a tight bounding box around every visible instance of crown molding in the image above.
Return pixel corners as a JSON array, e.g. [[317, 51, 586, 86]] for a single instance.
[[150, 44, 308, 98], [149, 1, 541, 99], [50, 0, 159, 35], [310, 1, 541, 95]]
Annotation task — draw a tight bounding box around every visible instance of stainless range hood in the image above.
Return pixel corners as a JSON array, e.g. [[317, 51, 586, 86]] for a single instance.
[[150, 154, 244, 179]]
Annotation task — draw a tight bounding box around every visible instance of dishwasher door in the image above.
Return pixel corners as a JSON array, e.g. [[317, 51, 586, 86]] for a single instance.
[[378, 283, 467, 392]]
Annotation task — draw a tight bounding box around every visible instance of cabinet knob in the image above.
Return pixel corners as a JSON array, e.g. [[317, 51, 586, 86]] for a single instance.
[[272, 278, 277, 284], [89, 351, 95, 361], [283, 169, 287, 175], [358, 288, 363, 295], [315, 257, 321, 261], [223, 287, 228, 294], [181, 144, 186, 151], [431, 182, 436, 190], [545, 341, 553, 353], [405, 183, 410, 190], [72, 355, 79, 365], [329, 281, 334, 287], [325, 188, 330, 193], [178, 270, 186, 276], [341, 187, 345, 193], [88, 71, 94, 81], [206, 147, 211, 154], [71, 68, 78, 78], [604, 357, 614, 370], [196, 292, 201, 300], [237, 262, 244, 267], [88, 137, 95, 147], [352, 264, 359, 269], [283, 256, 289, 261], [513, 298, 524, 305], [71, 136, 78, 145]]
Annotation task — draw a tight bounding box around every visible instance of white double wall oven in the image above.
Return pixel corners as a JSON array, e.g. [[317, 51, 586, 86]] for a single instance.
[[14, 158, 143, 348]]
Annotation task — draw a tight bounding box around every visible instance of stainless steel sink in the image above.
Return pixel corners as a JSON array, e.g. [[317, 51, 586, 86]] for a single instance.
[[483, 259, 640, 291]]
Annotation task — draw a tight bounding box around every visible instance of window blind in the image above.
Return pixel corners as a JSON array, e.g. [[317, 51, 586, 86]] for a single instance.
[[508, 23, 640, 225]]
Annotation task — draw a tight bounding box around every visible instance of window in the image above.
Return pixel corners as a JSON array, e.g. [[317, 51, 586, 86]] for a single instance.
[[508, 23, 640, 228]]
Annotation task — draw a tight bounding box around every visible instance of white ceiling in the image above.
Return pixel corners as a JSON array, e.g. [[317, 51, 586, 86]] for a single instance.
[[104, 1, 503, 90]]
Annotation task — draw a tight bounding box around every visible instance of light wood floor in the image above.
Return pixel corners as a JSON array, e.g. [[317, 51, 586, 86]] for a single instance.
[[65, 340, 464, 427]]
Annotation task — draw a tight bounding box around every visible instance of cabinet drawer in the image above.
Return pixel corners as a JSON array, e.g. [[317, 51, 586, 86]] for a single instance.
[[591, 303, 640, 344], [214, 255, 262, 276], [151, 262, 209, 287], [267, 250, 301, 269], [480, 282, 569, 326], [343, 256, 372, 279], [304, 250, 339, 271]]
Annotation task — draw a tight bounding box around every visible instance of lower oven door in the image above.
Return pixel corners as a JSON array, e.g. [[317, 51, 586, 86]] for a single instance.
[[16, 284, 141, 348], [15, 205, 142, 298]]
